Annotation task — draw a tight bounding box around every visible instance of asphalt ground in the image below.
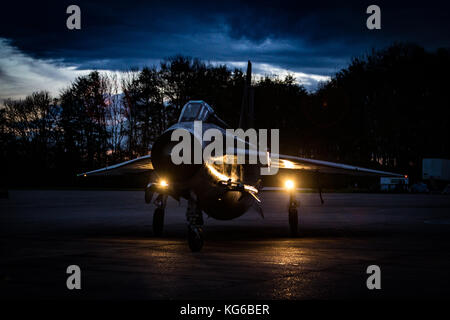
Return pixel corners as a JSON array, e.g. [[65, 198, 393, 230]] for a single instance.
[[1, 190, 450, 299]]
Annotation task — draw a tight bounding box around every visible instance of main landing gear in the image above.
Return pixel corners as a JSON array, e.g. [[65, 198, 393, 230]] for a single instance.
[[153, 194, 167, 237], [288, 190, 299, 236], [186, 192, 204, 252]]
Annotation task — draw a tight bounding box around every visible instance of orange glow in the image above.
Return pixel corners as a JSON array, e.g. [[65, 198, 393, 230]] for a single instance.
[[281, 159, 295, 169], [159, 179, 168, 187], [206, 163, 231, 182], [205, 163, 258, 194], [284, 179, 295, 190]]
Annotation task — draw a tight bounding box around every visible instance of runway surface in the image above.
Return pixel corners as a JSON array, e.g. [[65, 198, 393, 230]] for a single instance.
[[1, 190, 450, 299]]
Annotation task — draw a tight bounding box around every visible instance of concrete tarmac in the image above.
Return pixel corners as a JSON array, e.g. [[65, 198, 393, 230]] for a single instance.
[[1, 190, 450, 299]]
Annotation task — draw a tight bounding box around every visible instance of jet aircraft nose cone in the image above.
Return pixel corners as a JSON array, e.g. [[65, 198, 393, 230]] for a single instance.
[[152, 130, 201, 182]]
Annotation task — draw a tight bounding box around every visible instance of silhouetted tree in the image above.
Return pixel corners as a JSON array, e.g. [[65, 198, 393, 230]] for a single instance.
[[104, 73, 126, 161], [2, 44, 449, 185], [60, 71, 109, 173]]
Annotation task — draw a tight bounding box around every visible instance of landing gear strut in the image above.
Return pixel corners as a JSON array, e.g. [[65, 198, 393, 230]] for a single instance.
[[186, 192, 204, 252], [153, 194, 167, 236], [288, 190, 299, 236]]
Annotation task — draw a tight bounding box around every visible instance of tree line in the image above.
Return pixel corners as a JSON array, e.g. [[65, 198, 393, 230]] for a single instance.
[[1, 44, 449, 186]]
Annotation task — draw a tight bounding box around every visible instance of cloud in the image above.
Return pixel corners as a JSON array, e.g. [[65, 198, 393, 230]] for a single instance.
[[3, 0, 447, 94], [0, 38, 91, 102], [2, 1, 449, 69], [212, 60, 330, 90], [0, 36, 332, 104], [253, 63, 330, 89], [1, 0, 448, 103]]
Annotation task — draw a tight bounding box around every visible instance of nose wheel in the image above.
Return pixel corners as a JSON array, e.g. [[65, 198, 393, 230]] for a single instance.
[[152, 194, 167, 237], [289, 207, 298, 236], [153, 207, 165, 236], [186, 192, 204, 252], [187, 225, 203, 252]]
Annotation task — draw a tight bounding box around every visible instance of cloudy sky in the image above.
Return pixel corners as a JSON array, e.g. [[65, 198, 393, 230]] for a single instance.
[[1, 0, 449, 101]]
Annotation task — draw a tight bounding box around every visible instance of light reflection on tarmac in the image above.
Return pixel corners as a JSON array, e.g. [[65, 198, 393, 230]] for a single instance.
[[1, 190, 450, 299]]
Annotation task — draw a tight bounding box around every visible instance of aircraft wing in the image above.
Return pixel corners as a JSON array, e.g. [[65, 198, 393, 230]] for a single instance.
[[273, 154, 404, 177], [240, 148, 404, 177], [77, 151, 403, 178], [77, 155, 153, 177]]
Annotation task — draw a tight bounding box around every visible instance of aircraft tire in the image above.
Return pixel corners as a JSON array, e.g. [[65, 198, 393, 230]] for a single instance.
[[153, 208, 165, 236], [289, 207, 298, 237], [188, 226, 203, 252], [145, 187, 152, 204]]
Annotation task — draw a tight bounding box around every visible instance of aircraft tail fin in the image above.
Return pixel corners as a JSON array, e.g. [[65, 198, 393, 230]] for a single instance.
[[239, 60, 254, 129]]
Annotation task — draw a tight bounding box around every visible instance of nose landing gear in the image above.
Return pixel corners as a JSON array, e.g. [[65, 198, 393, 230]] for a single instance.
[[187, 225, 203, 252], [186, 192, 204, 252]]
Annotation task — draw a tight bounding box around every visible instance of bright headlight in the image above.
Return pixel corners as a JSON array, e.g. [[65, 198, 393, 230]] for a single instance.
[[284, 179, 295, 190], [159, 179, 168, 187]]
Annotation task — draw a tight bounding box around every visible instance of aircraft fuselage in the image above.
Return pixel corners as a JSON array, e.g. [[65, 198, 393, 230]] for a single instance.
[[151, 121, 259, 220]]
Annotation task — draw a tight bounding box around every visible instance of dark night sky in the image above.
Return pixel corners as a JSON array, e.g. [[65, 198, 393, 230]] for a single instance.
[[1, 0, 449, 99]]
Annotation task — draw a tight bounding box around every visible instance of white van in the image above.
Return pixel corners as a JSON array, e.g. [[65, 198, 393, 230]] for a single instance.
[[380, 176, 408, 191]]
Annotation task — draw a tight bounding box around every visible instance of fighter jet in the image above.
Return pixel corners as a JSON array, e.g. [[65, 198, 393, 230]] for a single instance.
[[79, 61, 404, 251]]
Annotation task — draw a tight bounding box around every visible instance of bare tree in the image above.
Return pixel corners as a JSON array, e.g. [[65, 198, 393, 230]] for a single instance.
[[104, 72, 126, 161], [121, 69, 140, 159]]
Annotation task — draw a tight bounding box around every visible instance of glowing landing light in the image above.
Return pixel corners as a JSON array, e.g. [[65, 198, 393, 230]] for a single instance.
[[159, 179, 168, 187], [284, 179, 295, 190]]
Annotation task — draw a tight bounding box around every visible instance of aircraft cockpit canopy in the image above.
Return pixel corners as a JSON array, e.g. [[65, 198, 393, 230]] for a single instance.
[[178, 101, 213, 123], [178, 100, 230, 128]]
